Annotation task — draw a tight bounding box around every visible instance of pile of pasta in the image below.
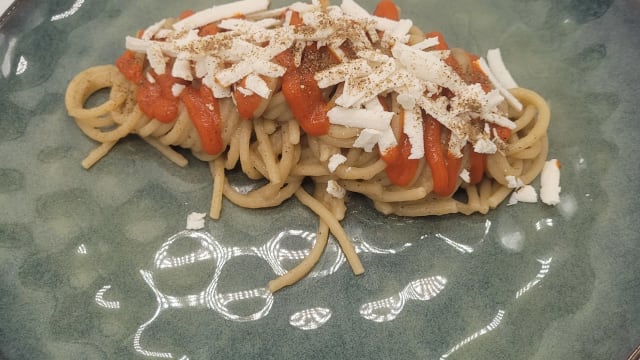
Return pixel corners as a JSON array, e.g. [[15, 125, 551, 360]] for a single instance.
[[65, 0, 550, 292]]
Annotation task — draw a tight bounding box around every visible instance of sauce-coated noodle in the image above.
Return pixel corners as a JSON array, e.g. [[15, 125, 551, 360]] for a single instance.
[[65, 0, 551, 292]]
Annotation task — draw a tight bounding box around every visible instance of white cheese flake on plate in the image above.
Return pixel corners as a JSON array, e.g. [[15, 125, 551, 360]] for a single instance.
[[540, 159, 562, 205], [146, 44, 167, 75], [340, 0, 371, 19], [412, 36, 440, 50], [118, 0, 537, 171], [186, 212, 207, 230]]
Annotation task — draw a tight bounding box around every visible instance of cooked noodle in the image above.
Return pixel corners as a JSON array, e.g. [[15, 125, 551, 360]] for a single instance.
[[65, 0, 551, 292]]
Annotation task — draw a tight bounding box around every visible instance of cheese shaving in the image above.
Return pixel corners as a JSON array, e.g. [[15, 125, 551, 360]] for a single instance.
[[505, 175, 524, 189], [328, 153, 347, 172], [477, 57, 522, 112], [172, 0, 270, 31], [186, 212, 207, 230], [120, 0, 531, 167], [171, 83, 185, 97], [508, 185, 538, 205], [327, 180, 346, 198], [353, 128, 381, 152], [403, 107, 424, 159], [486, 48, 518, 89], [327, 107, 394, 130], [540, 159, 561, 205], [146, 44, 166, 75], [459, 169, 471, 183]]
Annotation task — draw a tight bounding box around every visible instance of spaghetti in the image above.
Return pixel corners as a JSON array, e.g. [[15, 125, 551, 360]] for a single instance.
[[65, 0, 551, 292]]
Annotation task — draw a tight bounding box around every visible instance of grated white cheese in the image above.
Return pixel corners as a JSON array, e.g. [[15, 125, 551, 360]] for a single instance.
[[194, 57, 208, 79], [218, 17, 281, 32], [377, 127, 398, 154], [328, 153, 347, 172], [172, 0, 270, 31], [477, 57, 522, 112], [505, 175, 524, 189], [145, 72, 156, 83], [473, 138, 498, 154], [283, 9, 293, 26], [171, 83, 185, 97], [154, 29, 173, 40], [327, 180, 346, 198], [372, 16, 412, 39], [244, 73, 271, 99], [214, 37, 289, 86], [120, 0, 534, 171], [289, 1, 320, 13], [403, 107, 424, 159], [508, 185, 538, 205], [199, 57, 232, 98], [459, 168, 471, 183], [396, 92, 417, 109], [486, 48, 518, 90], [186, 212, 207, 230], [364, 97, 384, 112], [327, 106, 394, 130], [392, 42, 465, 92], [540, 159, 561, 205], [353, 128, 381, 152], [447, 132, 466, 158], [146, 44, 167, 75], [236, 86, 254, 96], [141, 19, 166, 41], [216, 61, 254, 87], [172, 57, 193, 81]]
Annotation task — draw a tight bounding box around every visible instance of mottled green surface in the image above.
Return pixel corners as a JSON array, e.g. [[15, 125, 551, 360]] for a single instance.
[[1, 0, 639, 359]]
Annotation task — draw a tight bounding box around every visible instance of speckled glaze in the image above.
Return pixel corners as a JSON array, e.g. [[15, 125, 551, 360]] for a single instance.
[[1, 0, 639, 359]]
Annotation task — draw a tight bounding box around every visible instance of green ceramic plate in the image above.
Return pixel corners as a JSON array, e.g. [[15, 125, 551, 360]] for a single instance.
[[1, 0, 639, 359]]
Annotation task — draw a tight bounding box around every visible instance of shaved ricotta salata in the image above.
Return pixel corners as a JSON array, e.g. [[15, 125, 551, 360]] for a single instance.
[[113, 0, 561, 208], [123, 0, 526, 162]]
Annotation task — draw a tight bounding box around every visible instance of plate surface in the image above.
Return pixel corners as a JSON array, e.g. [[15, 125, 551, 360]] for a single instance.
[[1, 0, 639, 359]]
